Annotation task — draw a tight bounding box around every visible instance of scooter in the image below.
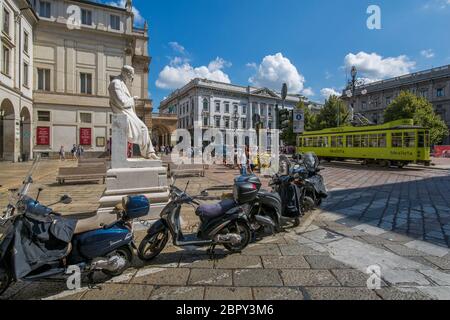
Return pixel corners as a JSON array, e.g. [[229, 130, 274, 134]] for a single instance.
[[138, 180, 252, 261], [0, 158, 149, 296]]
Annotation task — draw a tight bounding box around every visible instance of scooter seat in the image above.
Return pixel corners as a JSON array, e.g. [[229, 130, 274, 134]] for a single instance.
[[196, 199, 237, 220], [73, 213, 116, 235]]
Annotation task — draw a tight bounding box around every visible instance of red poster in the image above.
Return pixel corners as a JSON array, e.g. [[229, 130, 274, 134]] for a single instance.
[[79, 128, 92, 146], [36, 127, 50, 145]]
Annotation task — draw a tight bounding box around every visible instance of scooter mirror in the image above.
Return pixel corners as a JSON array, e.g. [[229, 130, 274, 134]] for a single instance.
[[60, 195, 73, 205]]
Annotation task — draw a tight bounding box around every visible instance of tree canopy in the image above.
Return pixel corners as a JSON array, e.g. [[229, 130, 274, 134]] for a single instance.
[[384, 91, 448, 145]]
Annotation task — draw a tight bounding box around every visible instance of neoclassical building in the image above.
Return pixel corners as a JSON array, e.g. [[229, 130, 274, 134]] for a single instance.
[[31, 0, 152, 158], [0, 0, 38, 161], [159, 78, 305, 146]]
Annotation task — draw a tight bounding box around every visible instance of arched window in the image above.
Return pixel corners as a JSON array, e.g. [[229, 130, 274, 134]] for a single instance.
[[203, 98, 209, 111]]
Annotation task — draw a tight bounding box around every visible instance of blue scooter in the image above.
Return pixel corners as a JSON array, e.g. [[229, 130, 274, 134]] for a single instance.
[[0, 157, 149, 295]]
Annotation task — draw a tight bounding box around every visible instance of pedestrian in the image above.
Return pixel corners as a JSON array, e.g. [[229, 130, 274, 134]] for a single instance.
[[59, 146, 65, 161], [71, 144, 78, 160], [238, 148, 248, 176], [165, 145, 169, 155], [76, 145, 82, 159]]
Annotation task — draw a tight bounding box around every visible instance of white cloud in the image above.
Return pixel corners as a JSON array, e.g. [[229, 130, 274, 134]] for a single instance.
[[249, 53, 305, 94], [169, 42, 186, 54], [421, 49, 435, 59], [156, 57, 231, 90], [320, 88, 341, 99], [302, 87, 315, 97], [246, 62, 258, 69], [106, 0, 145, 26], [423, 0, 450, 9], [344, 51, 416, 82]]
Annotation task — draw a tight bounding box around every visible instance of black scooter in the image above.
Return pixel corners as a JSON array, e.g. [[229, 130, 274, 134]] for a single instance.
[[138, 180, 252, 261]]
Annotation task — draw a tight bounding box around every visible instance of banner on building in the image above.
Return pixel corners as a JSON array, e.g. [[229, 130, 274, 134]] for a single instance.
[[80, 128, 92, 146], [36, 127, 50, 145], [293, 110, 305, 134]]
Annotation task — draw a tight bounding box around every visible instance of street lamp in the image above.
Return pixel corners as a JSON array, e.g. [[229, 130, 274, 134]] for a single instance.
[[345, 66, 367, 124]]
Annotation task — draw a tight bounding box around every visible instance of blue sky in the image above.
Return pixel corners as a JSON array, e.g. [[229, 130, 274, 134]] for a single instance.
[[105, 0, 450, 109]]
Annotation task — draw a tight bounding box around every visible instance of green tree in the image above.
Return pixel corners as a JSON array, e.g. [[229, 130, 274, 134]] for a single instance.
[[384, 91, 448, 145], [314, 95, 350, 130]]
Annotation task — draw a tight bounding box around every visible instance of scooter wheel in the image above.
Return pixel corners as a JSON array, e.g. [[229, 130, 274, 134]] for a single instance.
[[224, 221, 251, 254], [138, 230, 169, 262], [0, 265, 11, 296], [102, 246, 132, 277]]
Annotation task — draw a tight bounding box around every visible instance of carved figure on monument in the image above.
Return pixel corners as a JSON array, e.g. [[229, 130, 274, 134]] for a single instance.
[[108, 65, 160, 160]]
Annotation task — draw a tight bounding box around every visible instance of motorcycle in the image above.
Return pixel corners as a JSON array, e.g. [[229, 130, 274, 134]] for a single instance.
[[137, 179, 252, 261], [0, 157, 150, 296]]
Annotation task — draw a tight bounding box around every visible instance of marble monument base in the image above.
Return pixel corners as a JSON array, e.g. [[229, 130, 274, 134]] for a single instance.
[[97, 115, 169, 219]]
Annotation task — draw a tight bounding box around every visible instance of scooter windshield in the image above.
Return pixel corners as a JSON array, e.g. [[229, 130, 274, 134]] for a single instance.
[[303, 153, 319, 172]]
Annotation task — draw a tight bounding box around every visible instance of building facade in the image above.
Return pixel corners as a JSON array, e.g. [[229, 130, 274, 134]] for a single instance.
[[343, 64, 450, 145], [31, 0, 152, 158], [159, 78, 304, 146], [0, 0, 38, 161]]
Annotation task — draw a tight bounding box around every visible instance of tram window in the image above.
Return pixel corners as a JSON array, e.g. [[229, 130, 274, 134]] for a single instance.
[[404, 132, 416, 148], [312, 137, 319, 147], [337, 136, 344, 148], [425, 131, 430, 148], [369, 134, 378, 148], [378, 134, 387, 148], [346, 136, 353, 148], [361, 135, 369, 148], [323, 137, 329, 147], [392, 133, 403, 148], [331, 136, 336, 148], [354, 135, 361, 147]]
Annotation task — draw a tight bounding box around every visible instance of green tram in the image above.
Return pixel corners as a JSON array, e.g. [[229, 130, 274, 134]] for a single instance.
[[296, 119, 431, 168]]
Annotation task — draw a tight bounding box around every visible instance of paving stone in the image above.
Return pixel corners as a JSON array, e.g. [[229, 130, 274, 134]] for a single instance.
[[331, 269, 384, 287], [215, 255, 262, 269], [305, 255, 350, 269], [81, 284, 153, 300], [253, 287, 304, 300], [262, 256, 310, 269], [302, 229, 343, 244], [188, 269, 233, 286], [241, 244, 281, 256], [234, 269, 283, 287], [179, 254, 215, 269], [130, 268, 190, 286], [306, 287, 380, 300], [424, 256, 450, 270], [376, 287, 434, 300], [204, 287, 253, 300], [278, 244, 326, 256], [281, 270, 340, 287], [383, 244, 427, 257], [149, 286, 205, 300], [405, 240, 449, 258], [9, 281, 69, 300]]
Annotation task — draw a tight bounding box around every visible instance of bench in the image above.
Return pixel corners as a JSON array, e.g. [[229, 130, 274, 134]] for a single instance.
[[57, 164, 107, 184], [168, 163, 205, 178]]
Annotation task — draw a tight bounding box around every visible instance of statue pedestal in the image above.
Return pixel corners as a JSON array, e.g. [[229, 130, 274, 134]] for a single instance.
[[98, 115, 169, 219]]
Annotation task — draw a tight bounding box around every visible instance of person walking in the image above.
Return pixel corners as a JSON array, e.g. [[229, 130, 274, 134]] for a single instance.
[[71, 144, 78, 160], [59, 146, 66, 161]]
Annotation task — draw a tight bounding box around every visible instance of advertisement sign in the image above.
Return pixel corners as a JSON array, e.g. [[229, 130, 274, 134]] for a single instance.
[[293, 110, 305, 134], [79, 128, 92, 146], [36, 127, 50, 145]]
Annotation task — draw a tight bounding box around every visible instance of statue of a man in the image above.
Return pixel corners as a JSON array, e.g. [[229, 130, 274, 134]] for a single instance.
[[108, 65, 159, 160]]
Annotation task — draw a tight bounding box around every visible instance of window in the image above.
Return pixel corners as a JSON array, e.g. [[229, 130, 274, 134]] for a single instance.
[[1, 46, 9, 75], [361, 102, 367, 110], [361, 135, 369, 147], [404, 132, 416, 148], [331, 136, 343, 148], [224, 117, 230, 129], [369, 134, 378, 148], [81, 9, 92, 25], [23, 63, 29, 87], [418, 131, 430, 148], [437, 88, 445, 97], [203, 117, 209, 127], [233, 104, 239, 113], [386, 97, 392, 106], [37, 111, 51, 122], [215, 116, 221, 128], [39, 1, 51, 18], [80, 73, 92, 94], [378, 134, 387, 148], [242, 119, 246, 129], [24, 31, 29, 53], [80, 113, 92, 123], [346, 136, 353, 148], [234, 119, 239, 129], [215, 101, 220, 112], [419, 89, 428, 98], [2, 9, 10, 35], [353, 135, 361, 148], [110, 15, 120, 30], [225, 103, 230, 113], [203, 98, 209, 111], [242, 104, 247, 114], [392, 133, 403, 148], [37, 68, 51, 91]]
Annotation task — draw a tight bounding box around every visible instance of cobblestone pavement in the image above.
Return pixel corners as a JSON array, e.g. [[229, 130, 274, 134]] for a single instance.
[[1, 160, 450, 300]]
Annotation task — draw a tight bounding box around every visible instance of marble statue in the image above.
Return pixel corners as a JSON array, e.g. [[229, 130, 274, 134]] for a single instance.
[[108, 65, 159, 160]]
